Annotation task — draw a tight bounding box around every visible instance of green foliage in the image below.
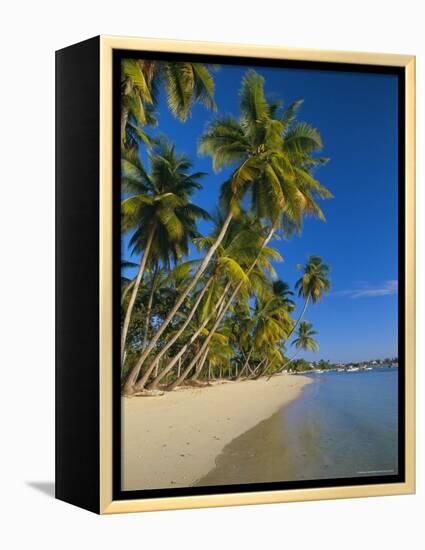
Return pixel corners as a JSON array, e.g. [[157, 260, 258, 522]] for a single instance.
[[122, 138, 210, 267], [199, 70, 331, 235], [120, 66, 333, 390], [293, 321, 319, 352], [295, 255, 331, 304], [121, 59, 217, 149]]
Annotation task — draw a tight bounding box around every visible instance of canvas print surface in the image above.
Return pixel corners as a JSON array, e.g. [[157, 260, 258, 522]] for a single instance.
[[118, 55, 400, 493]]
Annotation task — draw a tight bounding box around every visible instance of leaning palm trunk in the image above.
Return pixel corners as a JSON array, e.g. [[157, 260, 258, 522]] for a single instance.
[[141, 267, 157, 351], [121, 225, 156, 365], [267, 350, 301, 380], [145, 321, 209, 389], [123, 212, 233, 394], [134, 277, 214, 391], [191, 347, 209, 381], [251, 358, 268, 379], [285, 296, 310, 342], [134, 275, 214, 391], [168, 224, 277, 390], [121, 105, 129, 145], [235, 348, 253, 381], [121, 279, 135, 306], [145, 282, 232, 390]]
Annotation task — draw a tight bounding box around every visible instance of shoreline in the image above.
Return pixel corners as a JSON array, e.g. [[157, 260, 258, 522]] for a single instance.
[[122, 374, 312, 491], [196, 368, 399, 487]]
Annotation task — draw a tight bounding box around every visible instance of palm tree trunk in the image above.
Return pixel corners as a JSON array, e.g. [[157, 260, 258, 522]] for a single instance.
[[121, 105, 129, 144], [267, 349, 300, 380], [257, 359, 271, 378], [191, 347, 209, 381], [251, 358, 267, 379], [121, 224, 156, 366], [145, 282, 232, 390], [286, 296, 310, 342], [134, 275, 214, 391], [121, 279, 135, 306], [168, 224, 277, 391], [142, 265, 158, 351], [136, 280, 220, 392], [123, 212, 234, 393], [236, 348, 253, 381], [208, 361, 211, 380]]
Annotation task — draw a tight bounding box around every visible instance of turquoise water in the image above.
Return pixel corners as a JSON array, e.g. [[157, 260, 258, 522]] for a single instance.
[[281, 367, 399, 480]]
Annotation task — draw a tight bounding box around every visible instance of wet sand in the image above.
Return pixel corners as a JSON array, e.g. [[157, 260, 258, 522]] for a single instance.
[[122, 374, 311, 491], [196, 403, 298, 487]]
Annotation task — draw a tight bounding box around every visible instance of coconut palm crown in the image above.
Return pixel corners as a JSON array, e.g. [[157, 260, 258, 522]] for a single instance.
[[295, 255, 331, 304], [199, 70, 332, 231], [293, 321, 319, 352], [121, 58, 217, 148], [120, 138, 210, 365]]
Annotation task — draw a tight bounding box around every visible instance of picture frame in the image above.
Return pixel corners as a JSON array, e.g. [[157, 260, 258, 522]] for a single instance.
[[56, 35, 415, 514]]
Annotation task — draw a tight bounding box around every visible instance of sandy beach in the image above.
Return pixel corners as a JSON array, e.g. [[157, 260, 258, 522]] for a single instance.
[[122, 374, 311, 491]]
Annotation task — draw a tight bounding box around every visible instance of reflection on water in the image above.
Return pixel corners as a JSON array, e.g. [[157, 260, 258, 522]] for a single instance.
[[196, 368, 398, 487]]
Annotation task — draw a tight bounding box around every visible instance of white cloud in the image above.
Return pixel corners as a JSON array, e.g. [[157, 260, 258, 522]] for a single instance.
[[333, 280, 398, 299]]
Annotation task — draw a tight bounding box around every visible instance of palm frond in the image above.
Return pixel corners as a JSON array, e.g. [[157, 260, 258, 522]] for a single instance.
[[280, 99, 304, 131], [285, 122, 323, 153]]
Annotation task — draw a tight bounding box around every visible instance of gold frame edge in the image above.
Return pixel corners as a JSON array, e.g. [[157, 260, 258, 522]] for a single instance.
[[99, 36, 416, 514]]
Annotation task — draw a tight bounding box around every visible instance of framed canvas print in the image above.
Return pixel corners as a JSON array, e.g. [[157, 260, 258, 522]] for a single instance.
[[55, 36, 415, 514]]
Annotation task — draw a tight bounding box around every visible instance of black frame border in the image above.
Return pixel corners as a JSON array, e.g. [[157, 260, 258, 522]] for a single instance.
[[112, 49, 406, 502]]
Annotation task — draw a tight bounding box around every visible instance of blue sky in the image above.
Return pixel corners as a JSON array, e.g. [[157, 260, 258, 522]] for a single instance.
[[122, 61, 399, 363]]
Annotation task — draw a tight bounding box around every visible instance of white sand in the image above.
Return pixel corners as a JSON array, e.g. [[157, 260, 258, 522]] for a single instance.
[[122, 374, 311, 490]]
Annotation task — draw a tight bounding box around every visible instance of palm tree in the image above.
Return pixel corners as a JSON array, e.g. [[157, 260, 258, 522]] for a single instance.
[[205, 338, 233, 381], [120, 259, 139, 306], [120, 139, 209, 370], [192, 330, 232, 381], [255, 345, 285, 378], [145, 280, 233, 390], [123, 204, 236, 393], [288, 255, 331, 340], [123, 70, 330, 394], [199, 70, 331, 229], [121, 58, 217, 147], [131, 211, 279, 391], [170, 71, 332, 388], [167, 234, 283, 390], [142, 217, 275, 391], [293, 321, 319, 352], [268, 321, 318, 378], [270, 280, 296, 312], [140, 264, 165, 351], [235, 289, 293, 380]]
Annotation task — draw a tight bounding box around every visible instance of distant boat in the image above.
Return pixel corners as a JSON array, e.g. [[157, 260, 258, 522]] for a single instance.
[[337, 368, 345, 372], [365, 367, 373, 371], [347, 367, 360, 372], [315, 369, 324, 373]]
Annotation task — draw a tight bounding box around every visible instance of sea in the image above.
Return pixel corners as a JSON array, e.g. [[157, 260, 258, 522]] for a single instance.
[[197, 367, 399, 486], [280, 367, 399, 481]]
